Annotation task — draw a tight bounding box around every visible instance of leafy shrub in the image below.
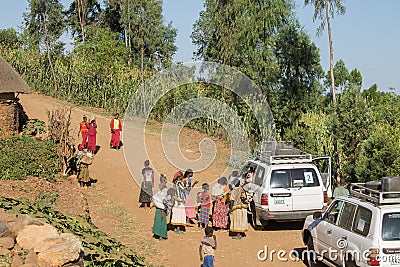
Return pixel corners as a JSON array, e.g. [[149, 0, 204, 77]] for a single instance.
[[21, 119, 47, 136], [0, 135, 60, 181], [0, 197, 145, 266], [355, 124, 400, 182]]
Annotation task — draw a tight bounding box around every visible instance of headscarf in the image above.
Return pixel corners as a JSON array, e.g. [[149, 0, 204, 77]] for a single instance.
[[173, 171, 183, 183]]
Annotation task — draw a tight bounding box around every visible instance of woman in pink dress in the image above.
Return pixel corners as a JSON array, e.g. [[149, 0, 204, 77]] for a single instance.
[[87, 117, 97, 153], [183, 169, 198, 226]]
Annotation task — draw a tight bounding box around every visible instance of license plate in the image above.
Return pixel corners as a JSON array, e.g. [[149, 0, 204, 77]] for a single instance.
[[391, 255, 400, 265], [274, 198, 285, 204]]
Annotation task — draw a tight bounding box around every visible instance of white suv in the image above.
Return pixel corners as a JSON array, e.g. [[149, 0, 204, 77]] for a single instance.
[[302, 177, 400, 267], [242, 152, 331, 229]]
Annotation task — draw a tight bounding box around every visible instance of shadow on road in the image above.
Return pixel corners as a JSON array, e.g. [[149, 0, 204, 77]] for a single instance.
[[263, 220, 304, 231]]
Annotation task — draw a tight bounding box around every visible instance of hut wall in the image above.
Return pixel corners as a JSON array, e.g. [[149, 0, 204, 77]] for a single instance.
[[0, 101, 19, 136]]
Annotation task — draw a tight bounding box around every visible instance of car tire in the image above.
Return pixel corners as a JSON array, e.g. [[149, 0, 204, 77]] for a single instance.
[[306, 237, 324, 267], [251, 202, 264, 230]]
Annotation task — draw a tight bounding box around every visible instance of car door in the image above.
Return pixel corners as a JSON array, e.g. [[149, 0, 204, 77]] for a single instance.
[[313, 200, 344, 255], [291, 168, 324, 211], [329, 201, 357, 265], [346, 206, 373, 266], [313, 156, 332, 198], [268, 169, 293, 212], [251, 165, 266, 209]]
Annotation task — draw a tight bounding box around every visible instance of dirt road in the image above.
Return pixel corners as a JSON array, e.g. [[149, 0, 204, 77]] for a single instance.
[[19, 92, 308, 267]]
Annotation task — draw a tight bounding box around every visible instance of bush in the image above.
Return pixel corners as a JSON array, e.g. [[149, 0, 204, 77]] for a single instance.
[[21, 119, 47, 136], [0, 135, 60, 181]]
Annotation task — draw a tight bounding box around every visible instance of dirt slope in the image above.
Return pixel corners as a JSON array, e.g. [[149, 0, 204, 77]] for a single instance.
[[19, 92, 307, 267]]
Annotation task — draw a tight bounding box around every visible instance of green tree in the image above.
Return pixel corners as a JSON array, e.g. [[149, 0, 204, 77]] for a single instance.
[[326, 59, 348, 94], [324, 60, 363, 93], [65, 0, 102, 43], [273, 22, 324, 134], [304, 0, 345, 105], [23, 0, 66, 93], [355, 124, 400, 182], [0, 28, 19, 49], [349, 69, 362, 88], [192, 0, 293, 100], [335, 86, 372, 182], [304, 0, 345, 184], [116, 0, 176, 115]]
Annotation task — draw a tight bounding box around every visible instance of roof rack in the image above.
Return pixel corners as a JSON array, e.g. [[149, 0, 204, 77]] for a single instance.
[[349, 183, 400, 205], [257, 141, 312, 165]]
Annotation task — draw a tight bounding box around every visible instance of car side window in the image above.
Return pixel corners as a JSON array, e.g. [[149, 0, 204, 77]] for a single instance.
[[323, 200, 344, 225], [254, 166, 265, 186], [338, 202, 357, 230], [352, 206, 372, 237]]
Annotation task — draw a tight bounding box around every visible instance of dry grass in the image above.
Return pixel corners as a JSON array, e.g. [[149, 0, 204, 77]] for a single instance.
[[85, 180, 166, 267]]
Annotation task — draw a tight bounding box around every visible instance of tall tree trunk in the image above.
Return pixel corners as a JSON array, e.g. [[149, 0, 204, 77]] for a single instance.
[[325, 1, 340, 184], [326, 1, 336, 105], [43, 10, 58, 94], [141, 37, 146, 116], [140, 0, 146, 116], [127, 1, 132, 65], [77, 0, 86, 43]]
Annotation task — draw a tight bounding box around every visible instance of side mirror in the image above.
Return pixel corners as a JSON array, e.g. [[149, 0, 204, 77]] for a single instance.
[[313, 211, 322, 220]]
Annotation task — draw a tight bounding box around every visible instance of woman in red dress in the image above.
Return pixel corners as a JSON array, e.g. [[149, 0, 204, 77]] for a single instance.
[[79, 115, 89, 150], [87, 116, 97, 153]]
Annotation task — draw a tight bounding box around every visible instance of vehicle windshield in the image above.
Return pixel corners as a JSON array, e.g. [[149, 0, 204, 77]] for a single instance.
[[270, 168, 319, 189], [382, 213, 400, 241]]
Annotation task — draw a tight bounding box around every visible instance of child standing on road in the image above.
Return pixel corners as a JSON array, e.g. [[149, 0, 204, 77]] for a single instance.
[[198, 183, 211, 228], [199, 227, 217, 267]]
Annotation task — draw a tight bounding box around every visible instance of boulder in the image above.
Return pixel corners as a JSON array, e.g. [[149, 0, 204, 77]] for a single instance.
[[37, 234, 83, 267], [0, 221, 8, 236], [0, 236, 15, 249], [34, 237, 64, 253], [0, 211, 17, 223], [24, 249, 38, 265], [10, 214, 44, 237], [0, 246, 10, 255], [11, 253, 24, 267], [16, 224, 59, 250], [0, 221, 14, 239]]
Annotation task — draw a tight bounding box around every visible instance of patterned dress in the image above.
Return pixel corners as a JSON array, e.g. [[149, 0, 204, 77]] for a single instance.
[[171, 181, 187, 226], [229, 186, 249, 233], [212, 185, 229, 229], [198, 191, 211, 226]]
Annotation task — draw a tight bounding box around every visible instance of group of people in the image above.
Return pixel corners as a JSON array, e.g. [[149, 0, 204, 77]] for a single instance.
[[78, 113, 123, 153], [138, 160, 251, 246], [76, 113, 123, 188]]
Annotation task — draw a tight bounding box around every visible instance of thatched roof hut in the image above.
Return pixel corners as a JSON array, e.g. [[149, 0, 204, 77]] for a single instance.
[[0, 56, 31, 96], [0, 56, 31, 135]]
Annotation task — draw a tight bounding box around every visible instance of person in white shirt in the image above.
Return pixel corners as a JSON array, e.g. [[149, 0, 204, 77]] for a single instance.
[[152, 181, 168, 240]]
